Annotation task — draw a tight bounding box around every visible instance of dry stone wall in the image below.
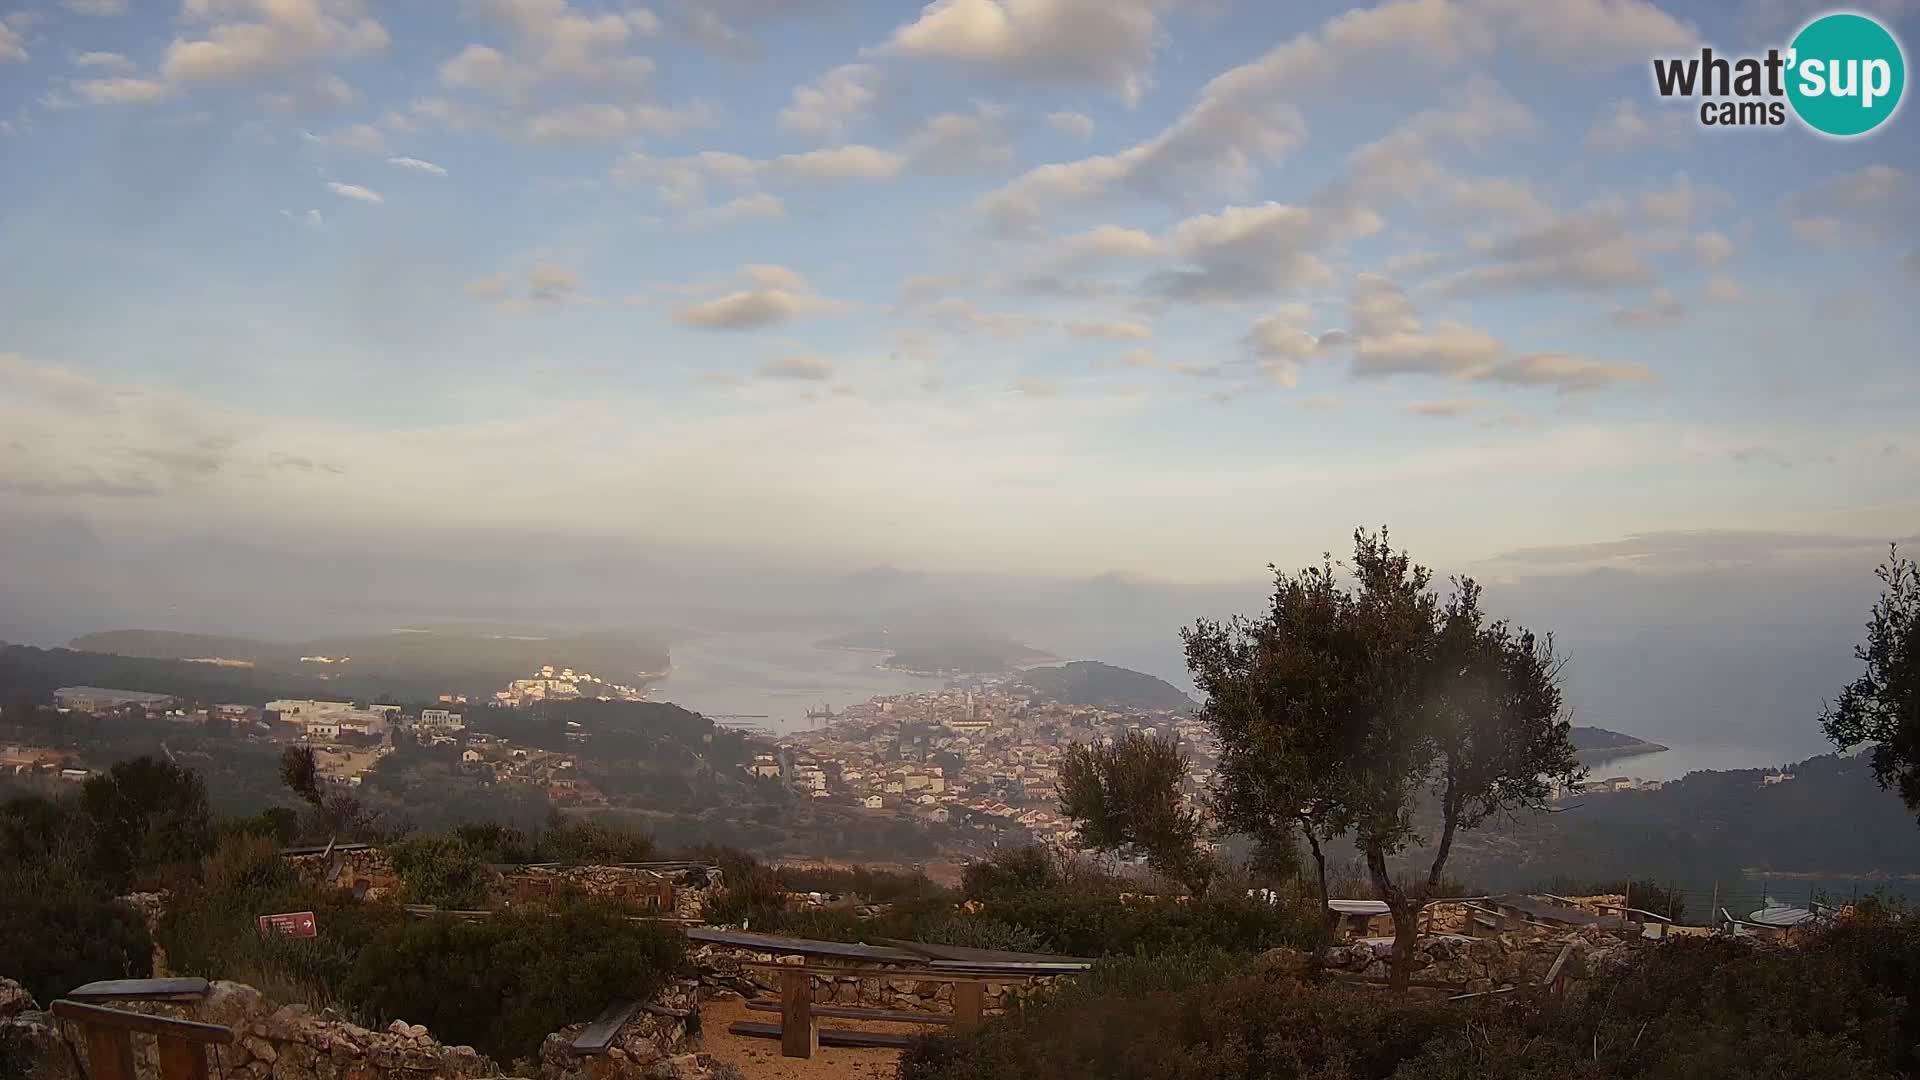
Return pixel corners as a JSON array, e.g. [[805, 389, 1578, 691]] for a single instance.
[[689, 944, 1056, 1015]]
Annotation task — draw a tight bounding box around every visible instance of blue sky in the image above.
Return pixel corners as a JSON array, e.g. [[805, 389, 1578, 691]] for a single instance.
[[1, 0, 1916, 589]]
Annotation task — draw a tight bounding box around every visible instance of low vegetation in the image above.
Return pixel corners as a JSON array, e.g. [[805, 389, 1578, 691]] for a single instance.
[[901, 911, 1920, 1080]]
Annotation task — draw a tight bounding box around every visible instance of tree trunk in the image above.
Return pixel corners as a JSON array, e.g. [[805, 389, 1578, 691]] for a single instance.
[[1363, 842, 1418, 993], [1301, 824, 1333, 962]]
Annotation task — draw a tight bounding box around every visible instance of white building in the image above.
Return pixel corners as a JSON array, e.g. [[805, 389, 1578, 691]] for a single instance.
[[268, 699, 357, 721], [863, 795, 885, 809], [417, 709, 465, 732]]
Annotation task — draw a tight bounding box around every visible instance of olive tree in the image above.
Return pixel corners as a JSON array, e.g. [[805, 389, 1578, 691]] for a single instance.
[[1821, 544, 1920, 821], [1059, 731, 1213, 895], [1189, 529, 1579, 991]]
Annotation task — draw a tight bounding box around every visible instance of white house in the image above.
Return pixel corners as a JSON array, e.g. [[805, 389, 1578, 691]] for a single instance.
[[417, 709, 465, 732], [863, 795, 885, 810]]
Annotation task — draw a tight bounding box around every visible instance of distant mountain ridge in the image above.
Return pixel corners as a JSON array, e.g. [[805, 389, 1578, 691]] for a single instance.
[[817, 629, 1054, 675], [67, 627, 668, 699], [1017, 661, 1196, 711]]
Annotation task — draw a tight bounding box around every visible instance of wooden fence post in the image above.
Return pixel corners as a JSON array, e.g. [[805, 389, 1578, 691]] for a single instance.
[[952, 980, 984, 1034], [779, 969, 817, 1060]]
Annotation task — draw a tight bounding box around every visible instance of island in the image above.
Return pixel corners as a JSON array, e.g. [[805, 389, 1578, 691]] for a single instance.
[[1570, 725, 1669, 762], [816, 629, 1056, 675], [1015, 661, 1196, 712]]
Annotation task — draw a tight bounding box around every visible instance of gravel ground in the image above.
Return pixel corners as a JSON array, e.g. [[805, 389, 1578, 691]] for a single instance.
[[697, 995, 948, 1080]]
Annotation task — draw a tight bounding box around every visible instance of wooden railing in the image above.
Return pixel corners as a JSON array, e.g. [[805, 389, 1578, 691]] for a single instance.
[[49, 1000, 234, 1080]]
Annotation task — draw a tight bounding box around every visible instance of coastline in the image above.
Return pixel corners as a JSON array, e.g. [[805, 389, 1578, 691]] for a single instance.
[[1576, 740, 1669, 766]]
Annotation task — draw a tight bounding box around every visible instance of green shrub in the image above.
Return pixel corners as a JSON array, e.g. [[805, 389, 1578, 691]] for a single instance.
[[389, 834, 494, 909], [338, 897, 686, 1062], [899, 916, 1920, 1080], [961, 846, 1061, 901], [0, 874, 152, 1006]]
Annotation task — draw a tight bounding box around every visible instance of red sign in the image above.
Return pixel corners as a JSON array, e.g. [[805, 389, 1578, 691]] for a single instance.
[[258, 911, 317, 938]]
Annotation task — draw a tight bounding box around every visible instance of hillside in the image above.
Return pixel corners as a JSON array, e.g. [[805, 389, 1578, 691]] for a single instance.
[[1018, 661, 1195, 711], [67, 627, 669, 700]]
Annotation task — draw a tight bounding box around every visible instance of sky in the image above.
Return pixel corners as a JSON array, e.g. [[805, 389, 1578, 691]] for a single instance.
[[1, 0, 1918, 751]]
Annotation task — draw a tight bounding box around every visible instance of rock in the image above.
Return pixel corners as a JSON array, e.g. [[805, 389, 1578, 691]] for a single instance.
[[0, 979, 36, 1018], [245, 1036, 279, 1063]]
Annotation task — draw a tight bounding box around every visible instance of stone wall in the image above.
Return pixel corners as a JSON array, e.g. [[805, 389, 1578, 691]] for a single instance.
[[284, 850, 719, 919], [689, 944, 1058, 1016], [536, 982, 739, 1080], [507, 865, 720, 921], [1321, 924, 1645, 997], [284, 848, 400, 899], [2, 977, 737, 1080]]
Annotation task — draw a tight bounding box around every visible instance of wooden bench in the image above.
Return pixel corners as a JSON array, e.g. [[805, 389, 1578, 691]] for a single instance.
[[726, 1022, 917, 1050], [732, 963, 1023, 1058], [50, 1000, 234, 1080], [568, 1000, 643, 1056], [743, 1000, 953, 1025], [67, 979, 211, 1003]]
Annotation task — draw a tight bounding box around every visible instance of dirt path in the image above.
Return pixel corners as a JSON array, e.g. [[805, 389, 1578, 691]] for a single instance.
[[696, 995, 946, 1080]]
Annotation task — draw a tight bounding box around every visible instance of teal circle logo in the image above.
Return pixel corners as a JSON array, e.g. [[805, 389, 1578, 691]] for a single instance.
[[1787, 12, 1905, 136]]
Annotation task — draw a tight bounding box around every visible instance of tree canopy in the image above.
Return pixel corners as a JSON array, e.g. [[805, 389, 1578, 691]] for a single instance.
[[1059, 731, 1213, 894], [1821, 544, 1920, 823], [1186, 528, 1579, 989]]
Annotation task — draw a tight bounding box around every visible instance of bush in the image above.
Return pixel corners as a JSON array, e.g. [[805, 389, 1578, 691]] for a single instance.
[[389, 834, 494, 909], [0, 874, 153, 1006], [338, 897, 686, 1063], [900, 915, 1920, 1080], [977, 889, 1315, 957], [155, 834, 405, 1014], [961, 846, 1061, 901]]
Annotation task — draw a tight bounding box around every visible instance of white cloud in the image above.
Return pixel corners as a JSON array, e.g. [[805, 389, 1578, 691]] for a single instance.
[[1693, 230, 1735, 267], [325, 181, 383, 204], [1404, 399, 1482, 418], [673, 265, 847, 330], [1244, 304, 1328, 386], [1487, 352, 1657, 392], [520, 100, 713, 143], [1339, 274, 1656, 392], [72, 51, 135, 70], [1065, 319, 1151, 340], [1586, 98, 1690, 152], [1439, 201, 1653, 295], [1047, 110, 1093, 138], [1061, 224, 1157, 260], [1784, 166, 1911, 246], [386, 156, 448, 176], [302, 122, 387, 154], [758, 354, 835, 381], [528, 261, 581, 303], [1153, 202, 1344, 302], [1609, 287, 1686, 328], [63, 0, 128, 13], [774, 144, 906, 181], [72, 77, 173, 105], [977, 0, 1684, 231], [0, 21, 26, 63], [905, 106, 1014, 170], [686, 193, 786, 227], [884, 0, 1168, 104], [164, 0, 390, 84], [778, 63, 880, 140], [1704, 275, 1746, 303], [447, 0, 657, 94]]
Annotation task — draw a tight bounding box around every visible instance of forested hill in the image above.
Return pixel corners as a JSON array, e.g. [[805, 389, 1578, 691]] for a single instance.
[[1018, 661, 1196, 711], [1437, 752, 1920, 891]]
